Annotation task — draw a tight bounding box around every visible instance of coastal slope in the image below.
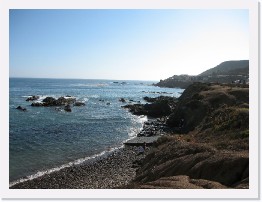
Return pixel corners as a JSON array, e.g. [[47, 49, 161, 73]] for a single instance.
[[125, 82, 249, 189]]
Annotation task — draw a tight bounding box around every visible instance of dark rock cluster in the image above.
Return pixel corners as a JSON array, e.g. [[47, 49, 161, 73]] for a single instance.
[[31, 96, 77, 107], [17, 95, 86, 112], [122, 96, 177, 118]]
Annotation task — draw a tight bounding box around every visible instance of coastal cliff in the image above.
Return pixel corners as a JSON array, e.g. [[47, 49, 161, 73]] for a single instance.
[[125, 82, 249, 189], [10, 82, 249, 189]]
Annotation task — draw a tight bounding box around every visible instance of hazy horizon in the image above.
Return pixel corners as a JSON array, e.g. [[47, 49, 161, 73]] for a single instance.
[[10, 9, 249, 81]]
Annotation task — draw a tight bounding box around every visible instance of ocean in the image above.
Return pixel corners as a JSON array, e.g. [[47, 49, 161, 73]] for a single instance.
[[9, 78, 183, 185]]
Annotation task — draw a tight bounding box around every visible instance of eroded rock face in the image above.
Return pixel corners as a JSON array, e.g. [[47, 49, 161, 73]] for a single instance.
[[166, 83, 249, 134], [122, 98, 175, 118], [133, 140, 248, 188]]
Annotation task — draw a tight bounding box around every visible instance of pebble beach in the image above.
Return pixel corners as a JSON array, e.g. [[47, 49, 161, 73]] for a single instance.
[[10, 146, 146, 189]]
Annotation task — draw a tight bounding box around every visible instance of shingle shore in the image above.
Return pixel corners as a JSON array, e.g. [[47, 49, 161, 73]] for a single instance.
[[10, 146, 146, 189]]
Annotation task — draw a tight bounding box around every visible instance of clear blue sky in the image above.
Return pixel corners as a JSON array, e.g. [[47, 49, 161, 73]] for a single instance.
[[9, 9, 249, 80]]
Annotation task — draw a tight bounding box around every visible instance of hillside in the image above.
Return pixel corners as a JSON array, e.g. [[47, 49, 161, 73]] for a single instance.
[[125, 82, 249, 189], [155, 60, 249, 89], [199, 60, 249, 76]]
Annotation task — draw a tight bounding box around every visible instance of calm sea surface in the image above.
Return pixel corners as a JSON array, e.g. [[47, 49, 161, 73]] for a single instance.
[[9, 78, 183, 184]]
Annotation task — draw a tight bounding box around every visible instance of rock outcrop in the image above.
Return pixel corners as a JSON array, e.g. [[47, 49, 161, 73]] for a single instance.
[[124, 82, 249, 189], [122, 96, 177, 118], [31, 96, 77, 107]]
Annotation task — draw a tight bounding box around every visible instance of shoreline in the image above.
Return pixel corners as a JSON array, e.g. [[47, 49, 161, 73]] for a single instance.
[[10, 82, 249, 189], [10, 145, 148, 189], [10, 117, 158, 189], [9, 144, 124, 187]]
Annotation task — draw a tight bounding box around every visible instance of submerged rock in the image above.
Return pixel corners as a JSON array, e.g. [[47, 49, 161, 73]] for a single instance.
[[74, 102, 85, 106], [16, 106, 26, 111]]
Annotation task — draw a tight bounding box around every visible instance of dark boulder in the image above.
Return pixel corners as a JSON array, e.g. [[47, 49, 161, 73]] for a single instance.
[[123, 101, 171, 118], [56, 97, 76, 105], [26, 95, 40, 101], [16, 106, 26, 111], [43, 97, 57, 106], [64, 104, 72, 112]]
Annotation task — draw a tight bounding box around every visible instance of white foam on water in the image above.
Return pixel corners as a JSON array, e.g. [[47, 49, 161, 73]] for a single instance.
[[126, 115, 148, 140], [21, 95, 32, 98], [9, 146, 122, 188], [89, 95, 100, 98], [81, 97, 89, 102], [69, 83, 108, 87]]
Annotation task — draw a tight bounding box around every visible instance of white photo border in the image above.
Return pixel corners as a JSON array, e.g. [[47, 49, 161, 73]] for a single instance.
[[0, 0, 259, 199]]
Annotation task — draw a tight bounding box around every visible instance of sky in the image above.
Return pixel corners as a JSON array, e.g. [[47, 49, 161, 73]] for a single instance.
[[9, 9, 249, 81]]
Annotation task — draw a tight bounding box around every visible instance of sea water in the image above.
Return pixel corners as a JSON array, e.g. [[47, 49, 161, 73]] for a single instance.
[[9, 78, 183, 184]]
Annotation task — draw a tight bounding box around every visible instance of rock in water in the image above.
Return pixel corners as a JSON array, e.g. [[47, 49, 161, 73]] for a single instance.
[[119, 98, 126, 102], [31, 102, 44, 107], [43, 97, 57, 106], [16, 106, 26, 111], [74, 102, 85, 106], [26, 95, 40, 101], [64, 104, 72, 112]]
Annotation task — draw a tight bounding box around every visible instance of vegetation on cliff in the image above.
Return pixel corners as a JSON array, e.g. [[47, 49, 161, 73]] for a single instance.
[[125, 82, 249, 189]]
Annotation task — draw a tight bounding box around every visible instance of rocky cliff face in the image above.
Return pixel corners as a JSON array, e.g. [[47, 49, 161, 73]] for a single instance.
[[125, 82, 249, 189]]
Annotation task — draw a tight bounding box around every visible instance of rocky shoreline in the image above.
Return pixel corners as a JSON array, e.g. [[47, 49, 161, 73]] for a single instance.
[[10, 114, 169, 189], [11, 82, 249, 189]]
